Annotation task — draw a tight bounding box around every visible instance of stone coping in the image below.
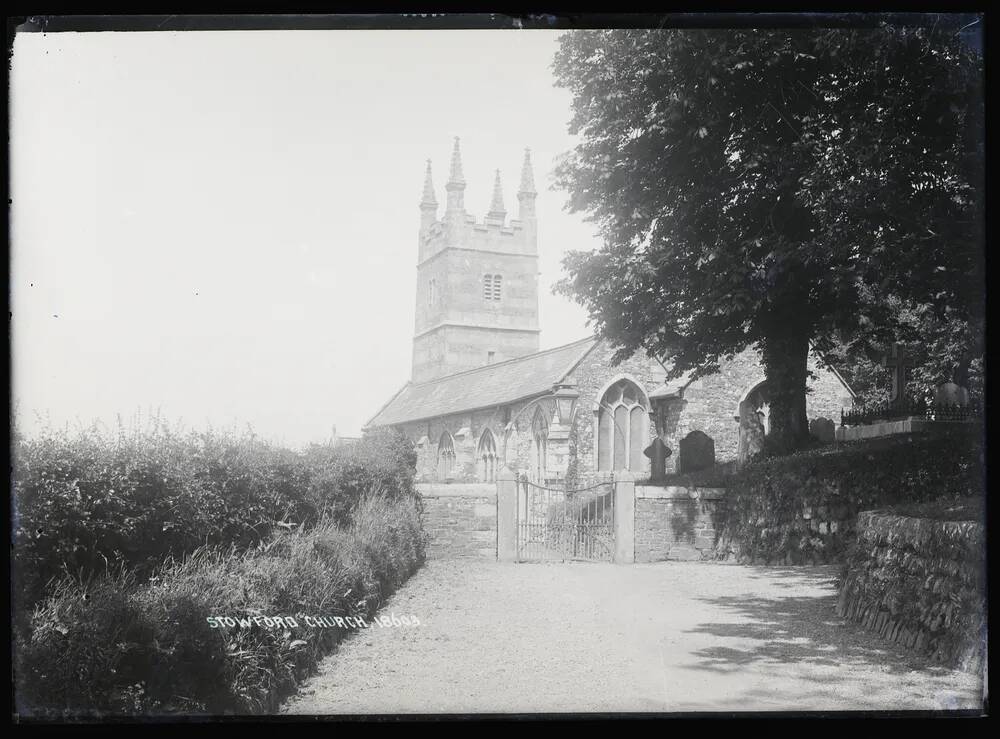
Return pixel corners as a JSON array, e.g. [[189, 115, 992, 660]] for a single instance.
[[635, 484, 726, 501], [416, 483, 497, 499]]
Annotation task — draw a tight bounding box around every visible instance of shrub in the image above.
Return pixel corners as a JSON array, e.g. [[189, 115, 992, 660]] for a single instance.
[[15, 494, 425, 717], [11, 420, 418, 612]]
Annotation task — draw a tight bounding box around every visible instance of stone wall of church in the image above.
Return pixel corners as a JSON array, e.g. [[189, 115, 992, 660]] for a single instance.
[[392, 344, 853, 485], [568, 343, 666, 485], [394, 395, 561, 484], [568, 343, 854, 483]]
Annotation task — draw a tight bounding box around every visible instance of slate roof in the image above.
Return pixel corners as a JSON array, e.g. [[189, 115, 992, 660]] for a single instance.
[[365, 337, 598, 428]]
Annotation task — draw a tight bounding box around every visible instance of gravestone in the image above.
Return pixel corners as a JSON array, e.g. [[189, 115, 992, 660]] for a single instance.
[[934, 382, 970, 407], [643, 437, 672, 482], [882, 343, 915, 407], [810, 417, 836, 444], [678, 430, 715, 473]]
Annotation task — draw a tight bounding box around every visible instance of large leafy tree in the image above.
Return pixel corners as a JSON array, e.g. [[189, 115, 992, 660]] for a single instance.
[[552, 20, 984, 453]]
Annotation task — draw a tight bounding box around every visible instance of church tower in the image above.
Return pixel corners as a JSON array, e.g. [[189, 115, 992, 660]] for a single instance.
[[412, 139, 540, 383]]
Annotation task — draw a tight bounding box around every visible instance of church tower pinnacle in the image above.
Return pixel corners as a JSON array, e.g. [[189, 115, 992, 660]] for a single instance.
[[486, 169, 506, 224], [517, 147, 537, 220], [445, 137, 466, 216], [420, 159, 437, 208], [419, 159, 437, 234]]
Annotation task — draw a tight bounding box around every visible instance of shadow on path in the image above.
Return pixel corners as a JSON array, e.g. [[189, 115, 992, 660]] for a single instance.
[[685, 569, 958, 678]]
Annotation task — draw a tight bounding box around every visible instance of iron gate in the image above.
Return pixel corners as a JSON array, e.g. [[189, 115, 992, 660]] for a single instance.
[[516, 475, 615, 562]]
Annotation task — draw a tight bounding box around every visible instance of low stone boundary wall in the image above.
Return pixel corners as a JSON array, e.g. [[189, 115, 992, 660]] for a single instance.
[[416, 483, 496, 559], [836, 510, 986, 673], [634, 485, 727, 562]]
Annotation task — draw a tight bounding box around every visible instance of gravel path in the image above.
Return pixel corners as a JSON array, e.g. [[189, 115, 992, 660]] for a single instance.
[[280, 560, 984, 714]]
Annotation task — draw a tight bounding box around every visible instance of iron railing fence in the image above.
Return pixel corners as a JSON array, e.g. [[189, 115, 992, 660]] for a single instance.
[[841, 399, 983, 427]]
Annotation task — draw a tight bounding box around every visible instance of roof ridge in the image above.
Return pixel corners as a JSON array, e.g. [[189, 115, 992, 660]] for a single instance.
[[409, 335, 598, 388]]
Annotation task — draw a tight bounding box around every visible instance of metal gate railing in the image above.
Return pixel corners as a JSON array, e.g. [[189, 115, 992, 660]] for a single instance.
[[516, 475, 615, 562]]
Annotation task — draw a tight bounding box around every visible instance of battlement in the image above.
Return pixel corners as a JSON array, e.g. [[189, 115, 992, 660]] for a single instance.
[[420, 211, 534, 263]]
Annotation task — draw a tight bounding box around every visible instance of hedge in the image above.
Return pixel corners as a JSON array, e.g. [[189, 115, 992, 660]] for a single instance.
[[714, 429, 984, 565], [12, 421, 418, 614], [15, 493, 426, 717]]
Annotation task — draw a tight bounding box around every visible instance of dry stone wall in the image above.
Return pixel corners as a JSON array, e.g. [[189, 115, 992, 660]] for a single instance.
[[837, 510, 985, 673]]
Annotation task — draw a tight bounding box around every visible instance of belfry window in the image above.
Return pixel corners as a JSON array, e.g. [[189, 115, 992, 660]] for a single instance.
[[483, 274, 502, 302]]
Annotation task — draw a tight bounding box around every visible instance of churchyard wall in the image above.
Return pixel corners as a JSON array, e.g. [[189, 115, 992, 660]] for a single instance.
[[417, 483, 497, 559], [713, 429, 984, 565], [634, 485, 727, 562], [837, 501, 985, 673]]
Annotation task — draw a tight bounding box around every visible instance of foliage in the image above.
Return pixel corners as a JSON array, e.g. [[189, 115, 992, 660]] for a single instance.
[[551, 21, 984, 452], [824, 294, 985, 406], [837, 509, 985, 672], [15, 494, 426, 717], [715, 429, 984, 565], [11, 418, 418, 614]]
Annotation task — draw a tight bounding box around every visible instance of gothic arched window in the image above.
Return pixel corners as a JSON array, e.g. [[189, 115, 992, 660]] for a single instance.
[[597, 379, 648, 473], [503, 424, 517, 468], [477, 429, 498, 482], [428, 278, 436, 306], [437, 432, 456, 480], [531, 408, 548, 482]]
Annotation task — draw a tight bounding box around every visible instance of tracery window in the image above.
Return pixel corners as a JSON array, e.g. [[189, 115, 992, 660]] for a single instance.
[[477, 429, 498, 482], [597, 379, 648, 472], [437, 432, 456, 479], [531, 408, 548, 482]]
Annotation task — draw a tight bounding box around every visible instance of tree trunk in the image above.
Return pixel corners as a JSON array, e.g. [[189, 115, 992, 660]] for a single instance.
[[761, 331, 811, 455]]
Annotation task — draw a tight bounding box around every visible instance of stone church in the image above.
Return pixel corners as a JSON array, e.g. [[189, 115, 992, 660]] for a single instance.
[[365, 139, 855, 484]]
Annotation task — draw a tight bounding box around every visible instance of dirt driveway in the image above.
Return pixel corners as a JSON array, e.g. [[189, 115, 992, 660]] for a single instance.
[[280, 560, 984, 715]]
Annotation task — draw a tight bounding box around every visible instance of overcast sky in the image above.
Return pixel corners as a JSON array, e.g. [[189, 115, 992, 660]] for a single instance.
[[11, 29, 601, 447]]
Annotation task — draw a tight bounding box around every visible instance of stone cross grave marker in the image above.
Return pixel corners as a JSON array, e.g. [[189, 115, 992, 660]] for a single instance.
[[882, 342, 915, 407], [643, 437, 672, 482]]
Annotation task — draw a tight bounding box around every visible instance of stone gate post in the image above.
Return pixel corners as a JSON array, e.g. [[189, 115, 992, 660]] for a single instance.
[[496, 466, 518, 562], [614, 472, 635, 564]]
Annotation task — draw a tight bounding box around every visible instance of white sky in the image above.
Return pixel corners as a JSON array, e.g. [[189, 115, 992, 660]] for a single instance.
[[10, 29, 600, 447]]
